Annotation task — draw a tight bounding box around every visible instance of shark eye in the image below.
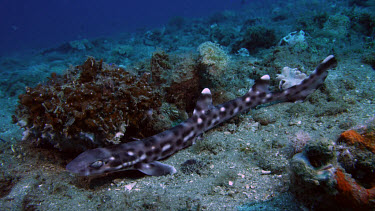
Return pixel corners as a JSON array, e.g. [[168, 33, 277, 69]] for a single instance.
[[90, 160, 103, 169]]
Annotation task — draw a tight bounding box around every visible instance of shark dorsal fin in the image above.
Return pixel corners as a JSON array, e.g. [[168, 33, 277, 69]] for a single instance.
[[249, 75, 270, 94], [193, 88, 212, 116]]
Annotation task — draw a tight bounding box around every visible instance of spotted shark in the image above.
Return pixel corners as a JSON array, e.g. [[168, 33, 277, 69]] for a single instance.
[[66, 55, 337, 176]]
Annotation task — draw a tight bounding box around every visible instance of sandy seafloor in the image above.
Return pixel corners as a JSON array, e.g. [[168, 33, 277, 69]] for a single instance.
[[0, 1, 375, 210]]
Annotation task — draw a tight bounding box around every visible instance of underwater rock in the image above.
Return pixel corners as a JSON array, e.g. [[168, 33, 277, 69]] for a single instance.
[[362, 51, 375, 70], [112, 44, 134, 56], [291, 129, 375, 209], [291, 138, 336, 187], [252, 110, 278, 126], [143, 29, 164, 46], [150, 51, 171, 85], [152, 103, 188, 132], [164, 53, 201, 111], [322, 13, 351, 40], [209, 24, 237, 46], [290, 138, 338, 209], [236, 48, 250, 57], [334, 168, 375, 209], [180, 159, 206, 175], [334, 129, 375, 209], [278, 30, 308, 52], [233, 26, 276, 54], [198, 41, 230, 79], [68, 39, 94, 51], [13, 58, 162, 152]]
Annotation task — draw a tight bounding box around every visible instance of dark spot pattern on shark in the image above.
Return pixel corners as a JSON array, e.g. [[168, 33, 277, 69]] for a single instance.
[[66, 55, 337, 177]]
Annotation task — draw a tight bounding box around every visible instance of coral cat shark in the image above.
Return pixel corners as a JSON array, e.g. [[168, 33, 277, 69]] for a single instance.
[[66, 55, 337, 176]]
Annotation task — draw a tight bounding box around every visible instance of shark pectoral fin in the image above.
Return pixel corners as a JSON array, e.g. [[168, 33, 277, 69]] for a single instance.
[[137, 161, 177, 176]]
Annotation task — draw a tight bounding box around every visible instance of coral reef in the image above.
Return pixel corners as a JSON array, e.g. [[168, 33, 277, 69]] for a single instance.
[[13, 58, 162, 152], [337, 130, 375, 197]]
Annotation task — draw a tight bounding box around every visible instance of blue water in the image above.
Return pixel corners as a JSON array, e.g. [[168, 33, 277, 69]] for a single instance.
[[0, 0, 249, 56]]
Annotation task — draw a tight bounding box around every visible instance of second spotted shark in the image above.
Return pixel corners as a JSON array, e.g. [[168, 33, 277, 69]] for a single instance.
[[67, 55, 337, 176]]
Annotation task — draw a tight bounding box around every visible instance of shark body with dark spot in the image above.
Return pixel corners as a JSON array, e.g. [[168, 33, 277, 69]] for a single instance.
[[66, 55, 337, 176]]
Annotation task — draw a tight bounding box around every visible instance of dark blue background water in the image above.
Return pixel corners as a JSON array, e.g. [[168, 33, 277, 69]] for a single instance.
[[0, 0, 247, 56]]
